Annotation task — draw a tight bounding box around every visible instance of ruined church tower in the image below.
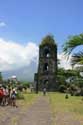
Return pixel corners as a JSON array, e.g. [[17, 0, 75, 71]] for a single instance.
[[34, 35, 57, 92]]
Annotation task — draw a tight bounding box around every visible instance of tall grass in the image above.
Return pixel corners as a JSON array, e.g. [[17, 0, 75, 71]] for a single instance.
[[48, 92, 83, 120]]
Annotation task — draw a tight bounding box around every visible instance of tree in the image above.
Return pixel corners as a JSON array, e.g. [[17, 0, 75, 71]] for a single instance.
[[0, 72, 3, 82], [63, 34, 83, 66]]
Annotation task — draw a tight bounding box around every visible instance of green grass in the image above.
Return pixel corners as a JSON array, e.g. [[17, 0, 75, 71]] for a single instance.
[[17, 91, 39, 110], [48, 92, 83, 120]]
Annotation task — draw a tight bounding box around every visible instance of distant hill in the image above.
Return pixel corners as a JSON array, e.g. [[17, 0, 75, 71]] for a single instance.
[[2, 62, 38, 82]]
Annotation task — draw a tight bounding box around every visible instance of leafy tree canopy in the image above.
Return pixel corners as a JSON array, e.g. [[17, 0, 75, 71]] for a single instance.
[[0, 72, 3, 81]]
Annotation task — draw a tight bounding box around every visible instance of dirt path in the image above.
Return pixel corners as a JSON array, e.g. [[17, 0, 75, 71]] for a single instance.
[[0, 96, 53, 125]]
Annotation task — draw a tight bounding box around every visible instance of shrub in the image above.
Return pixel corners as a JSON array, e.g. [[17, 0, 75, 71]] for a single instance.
[[16, 91, 24, 100], [80, 88, 83, 96], [65, 94, 69, 99], [58, 85, 67, 93]]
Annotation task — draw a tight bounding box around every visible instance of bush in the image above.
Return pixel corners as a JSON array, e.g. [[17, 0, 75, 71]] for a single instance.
[[58, 85, 67, 93], [69, 84, 82, 96], [65, 94, 69, 99], [16, 91, 24, 100], [80, 88, 83, 96], [17, 85, 23, 92], [70, 91, 74, 96], [74, 91, 81, 96], [69, 84, 76, 96]]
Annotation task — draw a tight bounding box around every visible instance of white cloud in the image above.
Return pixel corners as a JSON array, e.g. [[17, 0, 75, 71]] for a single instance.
[[0, 22, 6, 27], [0, 38, 39, 71], [0, 38, 72, 71], [58, 53, 72, 70]]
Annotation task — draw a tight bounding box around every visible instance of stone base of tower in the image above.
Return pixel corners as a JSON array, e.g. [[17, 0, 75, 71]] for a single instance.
[[34, 73, 58, 92], [39, 77, 57, 91]]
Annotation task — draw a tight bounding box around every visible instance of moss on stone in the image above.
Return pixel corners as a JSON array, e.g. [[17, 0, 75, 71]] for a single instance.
[[40, 35, 56, 47]]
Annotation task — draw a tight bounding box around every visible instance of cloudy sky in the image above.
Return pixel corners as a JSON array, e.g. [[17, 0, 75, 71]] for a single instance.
[[0, 0, 83, 72]]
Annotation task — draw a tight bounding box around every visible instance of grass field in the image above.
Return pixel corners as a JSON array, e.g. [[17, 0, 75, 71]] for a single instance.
[[48, 92, 83, 121], [12, 92, 83, 125], [17, 91, 39, 110]]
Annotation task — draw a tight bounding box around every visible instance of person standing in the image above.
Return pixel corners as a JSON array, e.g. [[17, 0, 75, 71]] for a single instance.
[[0, 85, 4, 105], [43, 87, 46, 96], [11, 88, 17, 107]]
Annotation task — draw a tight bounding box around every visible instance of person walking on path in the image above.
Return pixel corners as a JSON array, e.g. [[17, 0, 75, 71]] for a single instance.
[[43, 87, 47, 96]]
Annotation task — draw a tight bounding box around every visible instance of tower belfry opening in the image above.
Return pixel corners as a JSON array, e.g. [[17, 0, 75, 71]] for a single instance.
[[43, 63, 49, 72], [44, 47, 50, 58]]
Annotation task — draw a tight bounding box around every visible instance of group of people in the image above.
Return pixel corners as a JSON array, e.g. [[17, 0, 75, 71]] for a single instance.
[[0, 85, 17, 107]]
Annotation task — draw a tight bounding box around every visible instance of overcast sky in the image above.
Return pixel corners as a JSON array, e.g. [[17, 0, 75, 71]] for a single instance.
[[0, 0, 83, 71]]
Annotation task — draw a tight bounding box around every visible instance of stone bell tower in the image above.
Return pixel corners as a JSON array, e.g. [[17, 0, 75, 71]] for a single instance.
[[34, 35, 57, 92]]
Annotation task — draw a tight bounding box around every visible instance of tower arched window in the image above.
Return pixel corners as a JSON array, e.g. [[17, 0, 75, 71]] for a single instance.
[[44, 47, 50, 58], [43, 63, 49, 71]]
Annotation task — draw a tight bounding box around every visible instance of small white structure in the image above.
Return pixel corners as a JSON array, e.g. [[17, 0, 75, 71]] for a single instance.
[[11, 75, 17, 79], [80, 72, 83, 77]]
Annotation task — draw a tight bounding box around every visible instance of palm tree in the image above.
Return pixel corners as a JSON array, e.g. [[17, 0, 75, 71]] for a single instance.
[[63, 34, 83, 66]]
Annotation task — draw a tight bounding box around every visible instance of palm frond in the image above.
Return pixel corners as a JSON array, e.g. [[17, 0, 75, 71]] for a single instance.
[[71, 51, 83, 66], [63, 34, 83, 56]]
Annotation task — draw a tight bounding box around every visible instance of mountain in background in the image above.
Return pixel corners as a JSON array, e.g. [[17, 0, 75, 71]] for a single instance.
[[2, 62, 38, 82]]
